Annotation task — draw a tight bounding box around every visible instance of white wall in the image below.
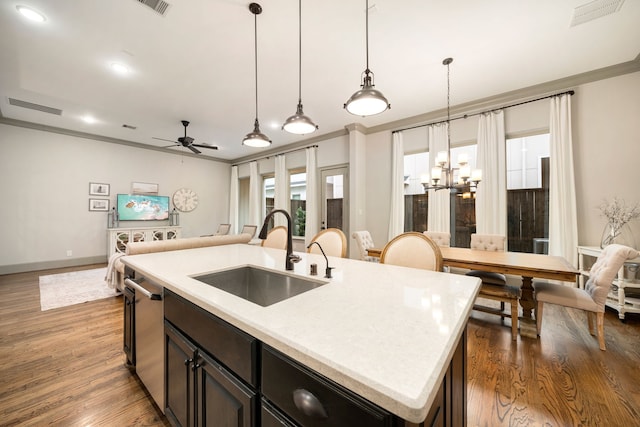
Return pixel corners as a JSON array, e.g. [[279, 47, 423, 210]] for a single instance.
[[3, 72, 638, 272], [363, 71, 640, 250], [0, 123, 230, 272], [572, 72, 640, 246]]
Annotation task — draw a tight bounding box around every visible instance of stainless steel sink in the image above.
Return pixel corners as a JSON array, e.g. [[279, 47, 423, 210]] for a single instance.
[[192, 266, 327, 307]]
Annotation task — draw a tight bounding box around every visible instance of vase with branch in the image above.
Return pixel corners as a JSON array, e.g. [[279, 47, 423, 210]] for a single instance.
[[598, 198, 640, 249]]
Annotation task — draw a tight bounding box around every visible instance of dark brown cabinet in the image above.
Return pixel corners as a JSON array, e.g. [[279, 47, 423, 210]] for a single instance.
[[162, 289, 467, 427], [165, 321, 256, 427], [262, 345, 395, 427]]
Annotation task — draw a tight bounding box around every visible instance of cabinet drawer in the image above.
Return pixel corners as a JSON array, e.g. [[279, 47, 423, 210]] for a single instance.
[[261, 345, 394, 427], [261, 399, 296, 427], [164, 290, 258, 387]]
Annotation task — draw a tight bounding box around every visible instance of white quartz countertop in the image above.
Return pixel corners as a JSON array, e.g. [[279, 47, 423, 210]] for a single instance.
[[121, 243, 480, 423]]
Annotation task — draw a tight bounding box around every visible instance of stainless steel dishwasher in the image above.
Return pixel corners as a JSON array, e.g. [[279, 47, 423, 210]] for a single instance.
[[124, 275, 165, 412]]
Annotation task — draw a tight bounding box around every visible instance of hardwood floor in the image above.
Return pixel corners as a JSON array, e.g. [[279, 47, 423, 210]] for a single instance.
[[0, 264, 170, 427], [1, 265, 639, 426]]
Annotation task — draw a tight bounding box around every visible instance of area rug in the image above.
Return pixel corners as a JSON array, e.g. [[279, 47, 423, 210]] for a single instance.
[[39, 267, 119, 311]]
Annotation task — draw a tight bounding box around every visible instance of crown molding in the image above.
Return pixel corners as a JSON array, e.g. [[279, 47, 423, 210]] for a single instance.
[[0, 116, 229, 163], [367, 58, 640, 135]]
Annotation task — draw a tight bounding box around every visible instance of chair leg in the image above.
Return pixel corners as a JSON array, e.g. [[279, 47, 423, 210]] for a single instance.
[[535, 301, 543, 336], [587, 312, 595, 336], [597, 312, 606, 351], [510, 299, 518, 341]]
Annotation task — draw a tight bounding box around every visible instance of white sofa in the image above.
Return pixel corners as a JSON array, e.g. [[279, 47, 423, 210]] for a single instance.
[[107, 233, 252, 291]]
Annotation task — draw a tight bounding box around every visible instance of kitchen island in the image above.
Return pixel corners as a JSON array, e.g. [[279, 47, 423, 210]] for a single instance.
[[122, 243, 481, 425]]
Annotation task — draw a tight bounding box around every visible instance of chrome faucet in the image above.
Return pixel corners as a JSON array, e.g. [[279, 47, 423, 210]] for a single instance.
[[259, 209, 301, 271], [306, 241, 334, 278]]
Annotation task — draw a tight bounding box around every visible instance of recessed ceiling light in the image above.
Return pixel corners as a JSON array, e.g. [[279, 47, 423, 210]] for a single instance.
[[110, 62, 129, 75], [82, 115, 97, 124], [16, 5, 46, 22]]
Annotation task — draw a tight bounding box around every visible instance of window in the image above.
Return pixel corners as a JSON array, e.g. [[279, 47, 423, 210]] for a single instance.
[[263, 171, 307, 237], [403, 146, 478, 248], [263, 175, 276, 231], [506, 134, 550, 253], [290, 171, 306, 237], [403, 152, 429, 232]]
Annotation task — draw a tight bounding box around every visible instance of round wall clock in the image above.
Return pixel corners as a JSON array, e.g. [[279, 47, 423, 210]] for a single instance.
[[172, 188, 199, 212]]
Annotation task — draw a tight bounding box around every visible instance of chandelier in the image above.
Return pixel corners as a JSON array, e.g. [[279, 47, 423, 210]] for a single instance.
[[422, 58, 481, 193]]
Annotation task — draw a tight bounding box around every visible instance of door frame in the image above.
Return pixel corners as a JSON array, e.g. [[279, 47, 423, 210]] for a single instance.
[[319, 165, 349, 249]]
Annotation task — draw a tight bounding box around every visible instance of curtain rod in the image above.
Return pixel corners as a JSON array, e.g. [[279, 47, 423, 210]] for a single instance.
[[392, 90, 575, 134], [232, 144, 318, 167]]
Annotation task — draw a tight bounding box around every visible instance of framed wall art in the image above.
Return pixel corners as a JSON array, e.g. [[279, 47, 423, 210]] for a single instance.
[[89, 182, 110, 196], [89, 198, 110, 211], [131, 182, 159, 195]]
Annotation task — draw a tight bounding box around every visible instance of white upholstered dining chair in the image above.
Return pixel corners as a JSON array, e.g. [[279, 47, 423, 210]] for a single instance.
[[261, 226, 288, 250], [214, 223, 231, 235], [307, 228, 347, 258], [239, 224, 257, 238], [465, 233, 520, 340], [380, 232, 443, 271], [352, 230, 378, 262], [424, 231, 451, 247], [534, 244, 638, 350]]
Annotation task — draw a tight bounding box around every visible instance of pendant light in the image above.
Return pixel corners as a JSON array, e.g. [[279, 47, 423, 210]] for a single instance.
[[243, 3, 272, 148], [344, 0, 390, 117], [282, 0, 318, 135]]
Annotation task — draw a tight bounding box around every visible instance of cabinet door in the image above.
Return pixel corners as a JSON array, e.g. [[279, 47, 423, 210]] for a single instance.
[[123, 286, 135, 366], [197, 350, 256, 427], [166, 322, 198, 427]]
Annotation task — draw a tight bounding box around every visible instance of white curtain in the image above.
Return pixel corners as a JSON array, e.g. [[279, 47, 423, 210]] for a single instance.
[[475, 111, 507, 237], [427, 123, 450, 233], [228, 165, 239, 234], [305, 146, 319, 247], [388, 132, 404, 241], [274, 155, 288, 228], [549, 94, 578, 266], [248, 161, 262, 229]]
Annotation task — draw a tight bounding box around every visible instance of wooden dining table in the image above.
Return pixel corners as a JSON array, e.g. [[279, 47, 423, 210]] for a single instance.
[[367, 246, 579, 338]]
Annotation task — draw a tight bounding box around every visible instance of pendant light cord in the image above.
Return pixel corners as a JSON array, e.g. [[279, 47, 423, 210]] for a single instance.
[[365, 0, 369, 72], [446, 59, 451, 151], [298, 0, 302, 103], [254, 11, 259, 120]]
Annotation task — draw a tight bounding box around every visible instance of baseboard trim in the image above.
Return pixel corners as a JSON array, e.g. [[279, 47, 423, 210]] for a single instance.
[[0, 256, 108, 275]]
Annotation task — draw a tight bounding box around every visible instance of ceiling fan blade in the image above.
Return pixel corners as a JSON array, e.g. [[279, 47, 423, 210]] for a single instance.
[[187, 145, 201, 154], [162, 144, 180, 148], [192, 143, 219, 150], [153, 136, 178, 143]]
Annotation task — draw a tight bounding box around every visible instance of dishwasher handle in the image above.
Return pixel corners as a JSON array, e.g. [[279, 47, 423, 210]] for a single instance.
[[125, 278, 162, 300]]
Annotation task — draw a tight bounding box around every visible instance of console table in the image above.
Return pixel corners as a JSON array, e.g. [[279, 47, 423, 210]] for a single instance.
[[578, 245, 640, 320], [108, 226, 182, 254]]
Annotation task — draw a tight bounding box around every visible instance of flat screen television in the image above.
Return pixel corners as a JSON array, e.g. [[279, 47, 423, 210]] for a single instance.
[[117, 194, 170, 221]]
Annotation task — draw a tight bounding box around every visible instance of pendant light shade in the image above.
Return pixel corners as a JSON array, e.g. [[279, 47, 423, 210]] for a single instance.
[[283, 0, 317, 135], [344, 0, 390, 117], [243, 118, 272, 148], [243, 3, 271, 148]]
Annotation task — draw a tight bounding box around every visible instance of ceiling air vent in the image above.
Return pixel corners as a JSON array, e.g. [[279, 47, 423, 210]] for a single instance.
[[122, 124, 137, 130], [570, 0, 625, 27], [8, 98, 62, 115], [136, 0, 171, 16]]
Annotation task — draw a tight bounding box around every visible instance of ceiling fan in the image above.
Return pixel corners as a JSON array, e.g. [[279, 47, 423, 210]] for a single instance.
[[153, 120, 218, 154]]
